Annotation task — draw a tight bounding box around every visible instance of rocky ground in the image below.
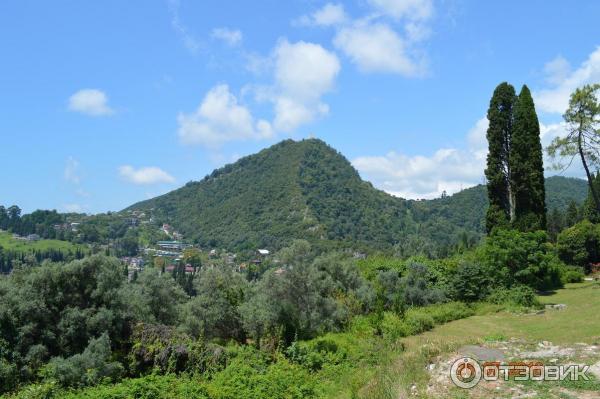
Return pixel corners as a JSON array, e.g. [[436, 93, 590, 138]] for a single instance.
[[425, 338, 600, 398]]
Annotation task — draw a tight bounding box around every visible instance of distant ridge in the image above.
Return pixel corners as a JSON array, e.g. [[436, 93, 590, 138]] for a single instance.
[[127, 139, 588, 251]]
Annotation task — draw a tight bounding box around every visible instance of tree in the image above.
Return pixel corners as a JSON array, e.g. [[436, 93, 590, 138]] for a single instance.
[[0, 206, 8, 230], [511, 85, 546, 231], [583, 171, 600, 223], [556, 220, 600, 270], [547, 208, 565, 241], [485, 82, 516, 232], [547, 84, 600, 213], [180, 268, 248, 342], [565, 200, 581, 227]]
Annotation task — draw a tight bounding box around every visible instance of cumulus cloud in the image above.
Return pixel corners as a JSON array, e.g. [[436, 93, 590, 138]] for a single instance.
[[118, 165, 176, 185], [352, 117, 489, 199], [271, 40, 340, 131], [295, 3, 348, 26], [535, 47, 600, 114], [334, 21, 425, 76], [177, 84, 273, 146], [351, 111, 587, 201], [211, 27, 243, 46], [297, 1, 432, 77], [68, 89, 114, 116], [64, 156, 81, 184]]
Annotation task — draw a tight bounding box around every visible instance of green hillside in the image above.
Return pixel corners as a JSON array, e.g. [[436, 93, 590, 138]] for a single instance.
[[127, 139, 588, 252]]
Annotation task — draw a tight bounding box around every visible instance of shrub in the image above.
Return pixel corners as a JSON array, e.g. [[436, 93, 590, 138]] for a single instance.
[[285, 337, 347, 372], [559, 265, 585, 284], [400, 263, 447, 306], [487, 286, 540, 308], [477, 229, 563, 290], [450, 261, 491, 302], [42, 333, 123, 388], [557, 220, 600, 270]]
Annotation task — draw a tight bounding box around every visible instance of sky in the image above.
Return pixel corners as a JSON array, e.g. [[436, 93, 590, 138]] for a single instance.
[[1, 0, 600, 214]]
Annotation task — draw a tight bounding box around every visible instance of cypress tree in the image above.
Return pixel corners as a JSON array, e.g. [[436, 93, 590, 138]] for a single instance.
[[485, 82, 516, 233], [511, 85, 546, 231]]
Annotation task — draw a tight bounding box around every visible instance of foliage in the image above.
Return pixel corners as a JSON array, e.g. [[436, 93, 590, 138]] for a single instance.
[[181, 267, 248, 342], [556, 220, 600, 269], [41, 333, 123, 388], [449, 261, 492, 302], [547, 84, 600, 213], [477, 229, 563, 290], [559, 265, 585, 284], [485, 82, 516, 232], [486, 285, 540, 308], [511, 85, 547, 231]]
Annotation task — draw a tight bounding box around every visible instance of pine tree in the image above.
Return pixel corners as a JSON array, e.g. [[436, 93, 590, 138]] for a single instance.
[[511, 85, 547, 231], [485, 82, 516, 233]]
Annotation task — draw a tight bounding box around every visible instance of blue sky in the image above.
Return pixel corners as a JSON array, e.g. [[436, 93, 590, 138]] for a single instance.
[[1, 0, 600, 214]]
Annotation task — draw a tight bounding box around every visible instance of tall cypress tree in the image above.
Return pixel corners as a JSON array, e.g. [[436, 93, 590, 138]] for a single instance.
[[511, 85, 546, 231], [485, 82, 516, 233]]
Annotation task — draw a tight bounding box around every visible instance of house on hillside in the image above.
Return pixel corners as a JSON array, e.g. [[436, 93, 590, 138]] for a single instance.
[[257, 249, 270, 256]]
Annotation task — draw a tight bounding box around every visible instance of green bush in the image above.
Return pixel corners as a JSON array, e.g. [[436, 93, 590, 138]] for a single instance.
[[450, 261, 491, 302], [377, 302, 474, 341], [285, 338, 347, 372], [487, 286, 540, 308], [559, 265, 585, 284], [477, 229, 563, 290], [557, 220, 600, 270], [41, 334, 123, 388]]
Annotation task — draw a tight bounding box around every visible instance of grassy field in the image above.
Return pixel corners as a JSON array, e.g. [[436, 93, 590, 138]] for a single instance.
[[0, 231, 82, 253], [362, 281, 600, 398]]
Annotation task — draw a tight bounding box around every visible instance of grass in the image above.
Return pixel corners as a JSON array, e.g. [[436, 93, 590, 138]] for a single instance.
[[0, 231, 82, 253], [362, 281, 600, 398]]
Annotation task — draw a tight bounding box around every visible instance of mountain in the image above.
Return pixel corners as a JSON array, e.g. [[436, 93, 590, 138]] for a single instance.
[[126, 139, 588, 252]]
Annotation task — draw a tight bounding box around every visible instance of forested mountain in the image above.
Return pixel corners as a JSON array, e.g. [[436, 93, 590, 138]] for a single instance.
[[126, 139, 588, 253]]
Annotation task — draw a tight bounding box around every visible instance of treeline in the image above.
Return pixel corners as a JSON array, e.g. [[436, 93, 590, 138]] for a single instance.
[[0, 206, 70, 239], [0, 247, 87, 274]]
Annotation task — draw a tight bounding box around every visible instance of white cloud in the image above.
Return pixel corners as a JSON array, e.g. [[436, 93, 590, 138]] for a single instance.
[[211, 27, 242, 46], [367, 0, 434, 21], [119, 165, 176, 185], [63, 203, 84, 213], [352, 117, 488, 199], [334, 21, 425, 76], [353, 147, 485, 199], [167, 0, 201, 54], [351, 113, 588, 200], [68, 89, 114, 116], [64, 156, 81, 184], [295, 3, 348, 27], [543, 56, 571, 86], [271, 39, 341, 131], [535, 46, 600, 114], [177, 84, 273, 146], [295, 1, 432, 76]]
